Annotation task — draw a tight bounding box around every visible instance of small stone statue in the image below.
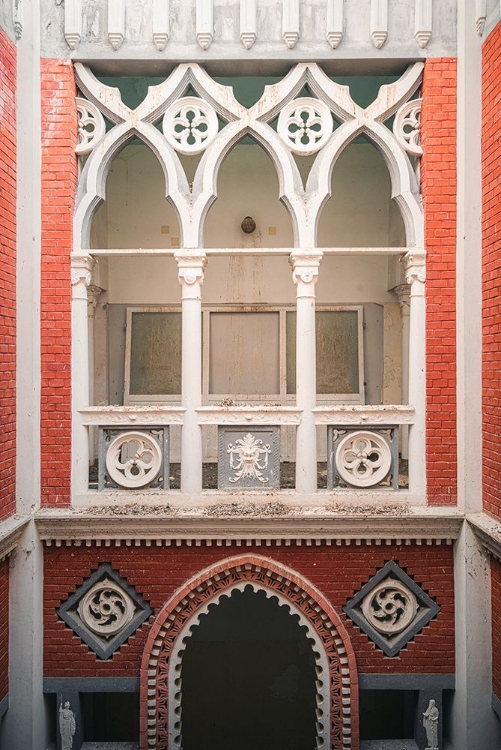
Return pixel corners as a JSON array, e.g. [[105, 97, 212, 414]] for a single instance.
[[422, 698, 439, 750], [59, 700, 76, 750]]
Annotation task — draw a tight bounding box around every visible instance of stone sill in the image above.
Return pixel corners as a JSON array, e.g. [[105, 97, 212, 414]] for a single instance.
[[72, 487, 425, 510]]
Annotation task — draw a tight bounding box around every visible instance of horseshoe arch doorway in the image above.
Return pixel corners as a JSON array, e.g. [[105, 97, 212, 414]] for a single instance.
[[140, 557, 358, 750]]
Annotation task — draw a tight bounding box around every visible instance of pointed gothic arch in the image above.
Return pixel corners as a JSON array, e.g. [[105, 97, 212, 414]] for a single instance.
[[140, 555, 359, 750]]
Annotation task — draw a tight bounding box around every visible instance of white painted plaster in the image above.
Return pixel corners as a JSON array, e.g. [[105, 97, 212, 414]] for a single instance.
[[451, 524, 500, 750], [456, 0, 484, 517], [0, 1, 47, 745]]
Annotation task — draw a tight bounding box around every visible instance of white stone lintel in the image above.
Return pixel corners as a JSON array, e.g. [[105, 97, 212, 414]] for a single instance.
[[196, 406, 302, 425], [312, 405, 415, 425], [79, 405, 185, 426]]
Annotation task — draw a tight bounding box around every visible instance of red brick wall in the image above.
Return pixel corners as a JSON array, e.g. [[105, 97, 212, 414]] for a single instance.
[[421, 58, 458, 505], [482, 23, 501, 519], [493, 558, 501, 700], [44, 543, 454, 677], [40, 60, 77, 507], [0, 29, 17, 521], [0, 558, 9, 702]]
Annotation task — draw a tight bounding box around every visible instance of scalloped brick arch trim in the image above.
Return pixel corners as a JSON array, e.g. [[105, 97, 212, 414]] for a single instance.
[[140, 554, 359, 750]]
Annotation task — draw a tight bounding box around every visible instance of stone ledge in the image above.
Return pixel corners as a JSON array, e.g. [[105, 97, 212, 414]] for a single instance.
[[468, 513, 501, 561], [35, 509, 463, 545], [0, 516, 30, 562]]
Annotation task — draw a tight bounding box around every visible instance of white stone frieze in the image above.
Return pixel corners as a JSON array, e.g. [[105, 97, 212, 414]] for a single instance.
[[313, 405, 415, 425], [79, 405, 185, 425]]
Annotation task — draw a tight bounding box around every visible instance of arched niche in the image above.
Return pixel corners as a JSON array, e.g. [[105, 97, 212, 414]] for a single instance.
[[203, 136, 294, 249], [173, 584, 322, 750], [317, 135, 406, 248], [140, 555, 359, 750], [90, 142, 181, 250]]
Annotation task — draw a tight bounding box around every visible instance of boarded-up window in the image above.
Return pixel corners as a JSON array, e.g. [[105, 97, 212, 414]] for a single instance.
[[209, 312, 280, 395], [286, 310, 361, 394], [125, 310, 182, 400]]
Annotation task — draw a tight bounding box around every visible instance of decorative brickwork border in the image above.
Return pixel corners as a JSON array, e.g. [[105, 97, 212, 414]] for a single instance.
[[140, 555, 359, 750]]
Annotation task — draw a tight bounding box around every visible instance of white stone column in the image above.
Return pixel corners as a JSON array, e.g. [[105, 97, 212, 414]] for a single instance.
[[71, 254, 94, 497], [87, 284, 104, 463], [291, 251, 322, 493], [394, 283, 410, 460], [176, 251, 207, 493], [404, 252, 426, 496]]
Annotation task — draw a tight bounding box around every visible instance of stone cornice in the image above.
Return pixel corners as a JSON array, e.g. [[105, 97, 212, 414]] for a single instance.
[[0, 516, 30, 562], [36, 509, 463, 546], [468, 512, 501, 562]]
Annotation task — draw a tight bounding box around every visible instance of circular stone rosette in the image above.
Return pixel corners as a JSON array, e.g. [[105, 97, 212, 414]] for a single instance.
[[105, 431, 162, 489], [335, 430, 392, 488], [162, 96, 218, 155], [77, 579, 136, 637], [361, 579, 418, 635], [277, 97, 333, 155]]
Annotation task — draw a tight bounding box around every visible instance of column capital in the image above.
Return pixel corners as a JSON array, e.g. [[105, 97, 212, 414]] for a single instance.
[[87, 284, 104, 310], [402, 251, 426, 288], [290, 250, 322, 292], [393, 283, 411, 311], [175, 251, 207, 298], [71, 254, 95, 300]]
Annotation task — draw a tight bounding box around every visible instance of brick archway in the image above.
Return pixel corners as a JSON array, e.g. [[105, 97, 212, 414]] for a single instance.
[[140, 554, 359, 749]]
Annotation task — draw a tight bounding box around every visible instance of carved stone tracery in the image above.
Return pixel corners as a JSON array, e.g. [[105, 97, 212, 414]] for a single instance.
[[75, 97, 106, 156], [393, 98, 423, 157], [77, 578, 136, 636], [335, 429, 393, 488], [74, 61, 424, 250], [162, 96, 218, 155], [277, 97, 333, 155]]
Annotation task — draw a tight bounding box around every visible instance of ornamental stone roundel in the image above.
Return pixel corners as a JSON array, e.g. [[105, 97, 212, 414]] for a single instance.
[[162, 96, 219, 155], [277, 97, 333, 155], [105, 430, 162, 488], [360, 579, 418, 635], [77, 579, 136, 637], [335, 430, 392, 488], [75, 97, 106, 156], [393, 98, 423, 157]]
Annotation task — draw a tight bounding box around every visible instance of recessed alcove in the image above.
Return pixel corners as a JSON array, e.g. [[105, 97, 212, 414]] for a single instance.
[[179, 586, 317, 750]]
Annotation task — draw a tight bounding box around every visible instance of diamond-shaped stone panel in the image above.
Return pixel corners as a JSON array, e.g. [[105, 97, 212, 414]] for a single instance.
[[343, 560, 440, 657], [58, 563, 152, 660]]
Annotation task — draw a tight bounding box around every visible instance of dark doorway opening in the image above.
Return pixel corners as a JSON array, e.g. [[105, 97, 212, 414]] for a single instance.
[[180, 585, 318, 750]]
